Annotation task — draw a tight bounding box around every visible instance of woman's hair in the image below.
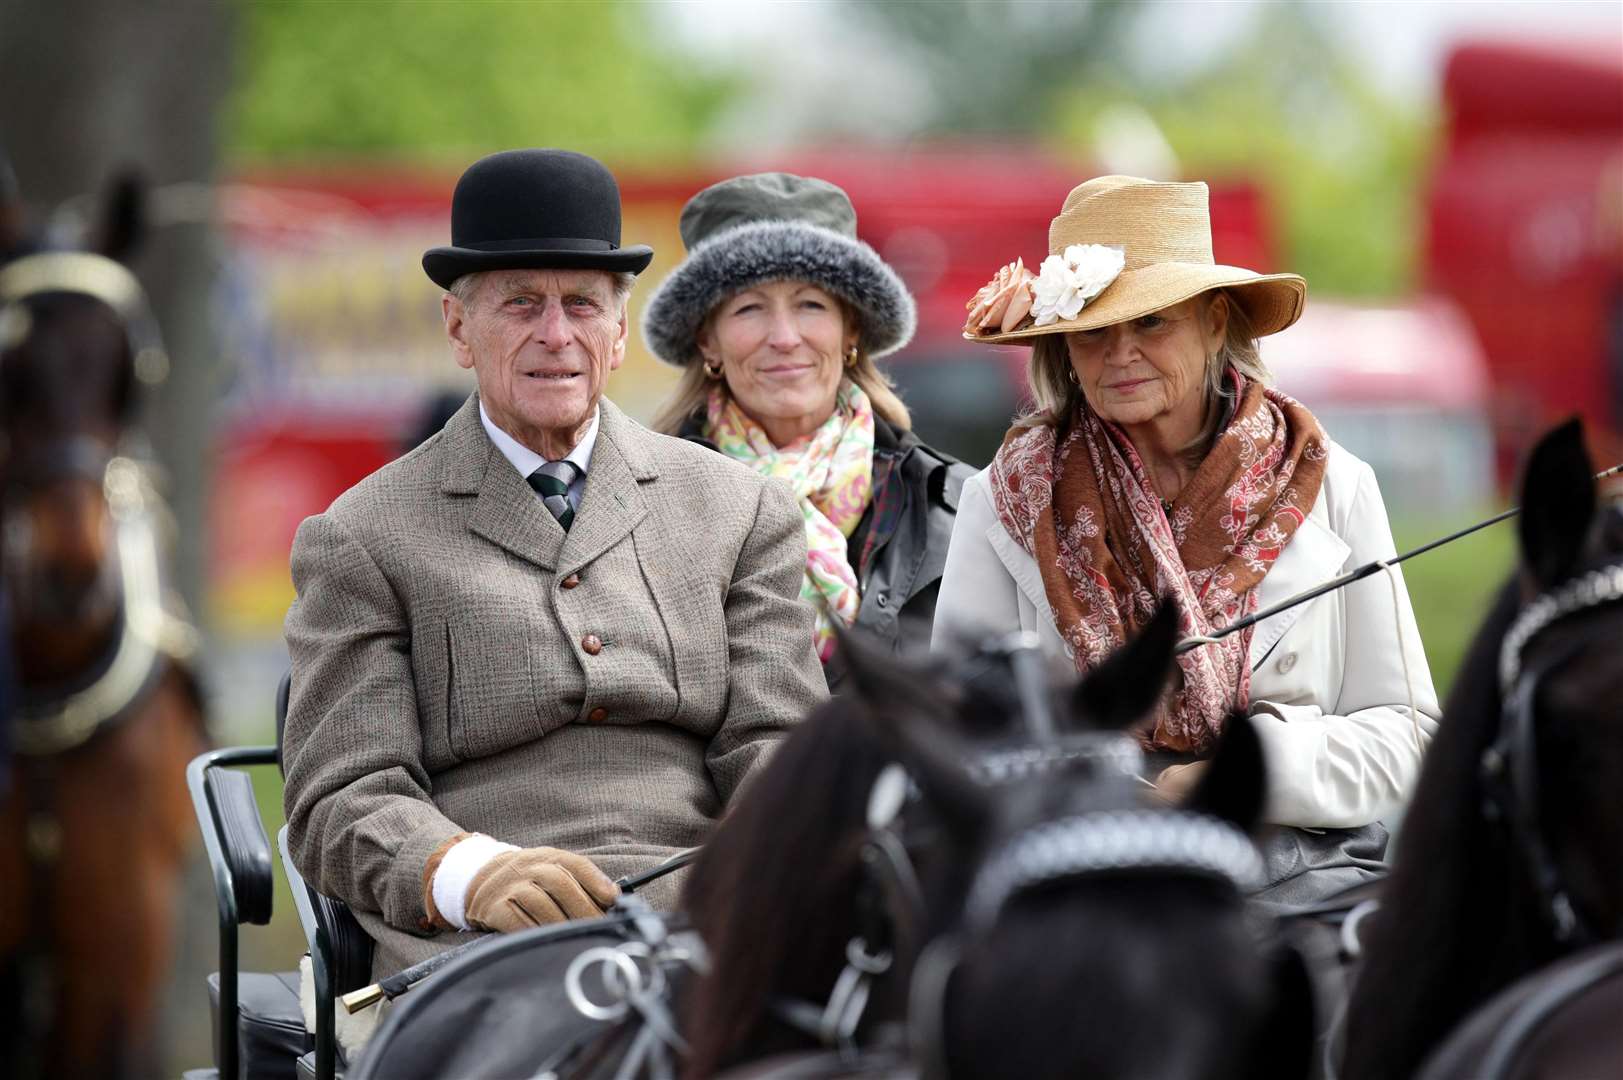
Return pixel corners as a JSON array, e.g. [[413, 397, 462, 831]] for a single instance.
[[1017, 288, 1269, 455], [651, 294, 912, 436]]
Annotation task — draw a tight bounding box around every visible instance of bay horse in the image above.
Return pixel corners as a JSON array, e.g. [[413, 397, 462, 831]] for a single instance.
[[687, 603, 1315, 1080], [1341, 419, 1623, 1080], [0, 175, 207, 1079]]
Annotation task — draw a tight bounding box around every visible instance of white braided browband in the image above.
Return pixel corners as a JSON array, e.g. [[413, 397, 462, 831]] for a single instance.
[[0, 251, 147, 316], [964, 809, 1264, 929], [968, 734, 1144, 785], [1499, 563, 1623, 694]]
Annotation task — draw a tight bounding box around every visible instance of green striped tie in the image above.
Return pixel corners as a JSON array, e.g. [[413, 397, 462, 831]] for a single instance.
[[527, 461, 579, 531]]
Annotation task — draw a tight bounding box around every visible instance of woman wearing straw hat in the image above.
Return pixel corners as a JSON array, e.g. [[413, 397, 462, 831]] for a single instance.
[[644, 173, 971, 681], [936, 175, 1440, 905]]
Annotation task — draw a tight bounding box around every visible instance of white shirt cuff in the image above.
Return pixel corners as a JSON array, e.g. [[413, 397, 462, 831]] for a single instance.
[[431, 834, 519, 931]]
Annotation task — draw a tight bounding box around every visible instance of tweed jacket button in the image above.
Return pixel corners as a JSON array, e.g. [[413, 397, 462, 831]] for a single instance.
[[561, 573, 581, 589], [582, 633, 603, 656], [1277, 652, 1298, 675], [589, 707, 608, 722]]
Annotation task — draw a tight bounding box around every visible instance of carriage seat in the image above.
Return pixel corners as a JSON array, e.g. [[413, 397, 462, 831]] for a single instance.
[[186, 670, 375, 1080]]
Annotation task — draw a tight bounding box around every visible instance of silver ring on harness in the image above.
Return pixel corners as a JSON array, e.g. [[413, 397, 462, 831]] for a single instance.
[[563, 941, 664, 1023]]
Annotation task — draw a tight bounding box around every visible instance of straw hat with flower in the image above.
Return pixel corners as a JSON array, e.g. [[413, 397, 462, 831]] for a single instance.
[[963, 175, 1305, 342]]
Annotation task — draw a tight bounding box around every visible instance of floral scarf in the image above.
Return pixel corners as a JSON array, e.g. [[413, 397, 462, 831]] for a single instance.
[[989, 374, 1328, 752], [706, 379, 875, 663]]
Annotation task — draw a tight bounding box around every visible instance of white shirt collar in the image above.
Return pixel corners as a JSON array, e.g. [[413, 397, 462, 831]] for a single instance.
[[479, 400, 599, 480]]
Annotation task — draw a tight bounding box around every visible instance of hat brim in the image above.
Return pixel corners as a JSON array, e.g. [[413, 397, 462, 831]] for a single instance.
[[966, 263, 1306, 344], [640, 220, 917, 367], [422, 244, 654, 290]]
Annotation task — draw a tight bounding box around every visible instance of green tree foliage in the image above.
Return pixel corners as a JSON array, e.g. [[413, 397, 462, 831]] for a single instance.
[[226, 0, 736, 165], [858, 0, 1431, 297], [853, 0, 1137, 133], [1051, 14, 1433, 296]]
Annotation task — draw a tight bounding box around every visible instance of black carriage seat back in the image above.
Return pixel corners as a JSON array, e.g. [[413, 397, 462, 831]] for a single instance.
[[275, 667, 375, 991], [276, 668, 291, 777], [186, 743, 305, 1080], [205, 767, 276, 926]]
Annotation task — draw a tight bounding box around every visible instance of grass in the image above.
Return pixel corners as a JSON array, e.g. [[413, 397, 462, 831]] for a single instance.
[[1390, 507, 1516, 698]]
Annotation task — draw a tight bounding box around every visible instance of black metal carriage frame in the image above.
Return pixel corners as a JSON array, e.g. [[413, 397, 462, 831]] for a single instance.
[[186, 673, 371, 1080]]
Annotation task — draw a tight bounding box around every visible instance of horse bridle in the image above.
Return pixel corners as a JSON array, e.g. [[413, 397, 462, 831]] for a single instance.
[[0, 252, 193, 754], [1484, 558, 1623, 946], [0, 251, 167, 383], [770, 633, 1155, 1060]]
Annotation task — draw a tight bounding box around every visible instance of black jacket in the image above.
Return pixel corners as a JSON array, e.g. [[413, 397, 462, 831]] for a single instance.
[[679, 413, 971, 683]]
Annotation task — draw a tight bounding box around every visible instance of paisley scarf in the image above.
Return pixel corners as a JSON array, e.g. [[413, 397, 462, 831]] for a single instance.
[[706, 379, 875, 663], [989, 373, 1328, 752]]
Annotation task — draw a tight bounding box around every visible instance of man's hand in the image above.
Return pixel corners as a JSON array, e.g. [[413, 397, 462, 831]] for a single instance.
[[464, 847, 620, 933], [1152, 761, 1209, 805]]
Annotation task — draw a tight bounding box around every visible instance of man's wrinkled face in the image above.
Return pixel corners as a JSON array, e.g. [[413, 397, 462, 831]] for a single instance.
[[444, 269, 627, 456]]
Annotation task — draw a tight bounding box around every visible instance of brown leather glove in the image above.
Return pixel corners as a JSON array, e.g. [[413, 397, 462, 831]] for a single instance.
[[462, 847, 620, 933]]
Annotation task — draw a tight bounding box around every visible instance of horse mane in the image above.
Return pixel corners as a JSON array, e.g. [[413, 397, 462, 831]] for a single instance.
[[680, 695, 899, 1079], [1342, 579, 1556, 1080]]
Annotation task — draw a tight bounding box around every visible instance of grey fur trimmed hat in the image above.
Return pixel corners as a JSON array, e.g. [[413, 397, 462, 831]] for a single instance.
[[641, 172, 917, 367]]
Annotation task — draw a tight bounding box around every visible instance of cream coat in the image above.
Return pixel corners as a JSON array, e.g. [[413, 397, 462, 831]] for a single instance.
[[933, 439, 1440, 829]]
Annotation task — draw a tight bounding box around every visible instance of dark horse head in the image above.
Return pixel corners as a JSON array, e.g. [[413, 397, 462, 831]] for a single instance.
[[890, 603, 1314, 1080], [0, 172, 155, 687], [684, 602, 1315, 1080], [1342, 419, 1623, 1080], [2, 171, 206, 1080]]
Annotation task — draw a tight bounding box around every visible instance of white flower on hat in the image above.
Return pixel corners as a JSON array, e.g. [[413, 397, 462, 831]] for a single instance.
[[1030, 244, 1126, 327]]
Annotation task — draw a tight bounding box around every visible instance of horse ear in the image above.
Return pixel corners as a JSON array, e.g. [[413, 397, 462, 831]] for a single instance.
[[1070, 596, 1179, 731], [1182, 710, 1267, 833], [92, 169, 146, 265], [1518, 417, 1596, 589], [835, 625, 992, 843]]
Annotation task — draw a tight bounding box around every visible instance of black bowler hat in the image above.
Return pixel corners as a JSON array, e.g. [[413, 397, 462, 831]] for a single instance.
[[422, 149, 654, 289]]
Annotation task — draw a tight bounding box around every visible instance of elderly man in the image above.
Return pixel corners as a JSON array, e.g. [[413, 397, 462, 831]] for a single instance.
[[282, 149, 826, 978]]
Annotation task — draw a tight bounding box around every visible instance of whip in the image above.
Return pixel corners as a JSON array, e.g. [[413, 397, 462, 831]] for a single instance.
[[1173, 462, 1623, 656]]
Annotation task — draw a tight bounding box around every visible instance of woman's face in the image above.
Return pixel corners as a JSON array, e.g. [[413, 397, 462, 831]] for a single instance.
[[698, 280, 855, 444], [1064, 294, 1228, 431]]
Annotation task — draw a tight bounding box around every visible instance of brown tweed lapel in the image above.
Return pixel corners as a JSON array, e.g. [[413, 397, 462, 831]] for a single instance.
[[560, 398, 650, 577], [441, 392, 567, 571]]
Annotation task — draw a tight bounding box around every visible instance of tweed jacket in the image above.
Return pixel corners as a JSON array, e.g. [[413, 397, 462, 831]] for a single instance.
[[933, 439, 1441, 830], [282, 394, 826, 976]]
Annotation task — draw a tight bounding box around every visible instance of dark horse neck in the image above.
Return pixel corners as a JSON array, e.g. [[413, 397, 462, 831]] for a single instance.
[[1341, 584, 1568, 1080]]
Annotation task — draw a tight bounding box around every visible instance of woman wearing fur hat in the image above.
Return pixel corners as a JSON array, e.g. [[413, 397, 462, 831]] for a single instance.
[[936, 175, 1440, 905], [645, 173, 971, 680]]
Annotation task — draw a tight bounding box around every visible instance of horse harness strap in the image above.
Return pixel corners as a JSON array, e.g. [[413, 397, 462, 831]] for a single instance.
[[1474, 942, 1623, 1079], [1485, 559, 1623, 946], [12, 459, 198, 756]]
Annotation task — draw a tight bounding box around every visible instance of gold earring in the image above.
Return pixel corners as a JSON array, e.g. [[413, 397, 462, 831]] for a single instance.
[[845, 345, 859, 369], [703, 358, 723, 380], [1066, 367, 1079, 386]]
